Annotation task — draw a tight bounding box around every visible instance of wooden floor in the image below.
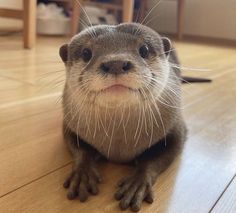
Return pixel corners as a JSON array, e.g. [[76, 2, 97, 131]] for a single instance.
[[0, 35, 235, 213]]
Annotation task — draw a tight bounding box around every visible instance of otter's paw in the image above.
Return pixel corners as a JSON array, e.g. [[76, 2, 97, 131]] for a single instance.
[[63, 166, 102, 202], [115, 174, 154, 212]]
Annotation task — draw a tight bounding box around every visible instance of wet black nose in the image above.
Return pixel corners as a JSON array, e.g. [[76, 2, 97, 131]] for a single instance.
[[100, 60, 133, 75]]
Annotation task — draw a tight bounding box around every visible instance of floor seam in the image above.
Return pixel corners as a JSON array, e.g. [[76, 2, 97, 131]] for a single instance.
[[209, 173, 236, 212], [0, 161, 72, 199]]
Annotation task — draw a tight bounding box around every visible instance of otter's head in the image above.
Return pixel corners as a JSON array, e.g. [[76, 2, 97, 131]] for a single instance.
[[60, 23, 172, 108]]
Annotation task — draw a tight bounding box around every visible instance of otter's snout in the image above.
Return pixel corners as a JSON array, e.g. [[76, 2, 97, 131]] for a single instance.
[[100, 60, 133, 75]]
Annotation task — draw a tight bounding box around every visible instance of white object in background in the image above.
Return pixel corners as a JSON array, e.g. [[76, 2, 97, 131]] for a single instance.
[[36, 3, 70, 35], [80, 6, 118, 31]]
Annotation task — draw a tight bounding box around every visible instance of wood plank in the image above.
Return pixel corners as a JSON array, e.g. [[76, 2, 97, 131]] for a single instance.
[[183, 72, 236, 135], [0, 123, 235, 212], [0, 108, 71, 197], [0, 77, 63, 106], [0, 164, 125, 213], [0, 71, 235, 212], [0, 93, 61, 125], [0, 35, 235, 212]]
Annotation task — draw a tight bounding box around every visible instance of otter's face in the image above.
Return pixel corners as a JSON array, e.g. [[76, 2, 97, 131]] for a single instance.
[[60, 23, 172, 108]]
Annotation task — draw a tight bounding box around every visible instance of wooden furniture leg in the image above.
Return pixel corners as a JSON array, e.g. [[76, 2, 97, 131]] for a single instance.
[[139, 0, 148, 23], [122, 0, 134, 22], [177, 0, 185, 39], [23, 0, 36, 49], [71, 0, 81, 36]]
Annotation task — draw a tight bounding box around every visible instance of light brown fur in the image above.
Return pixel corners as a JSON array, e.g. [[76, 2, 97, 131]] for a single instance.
[[60, 23, 187, 212]]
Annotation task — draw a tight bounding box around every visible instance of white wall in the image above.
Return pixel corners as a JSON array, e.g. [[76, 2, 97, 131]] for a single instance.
[[148, 0, 236, 40]]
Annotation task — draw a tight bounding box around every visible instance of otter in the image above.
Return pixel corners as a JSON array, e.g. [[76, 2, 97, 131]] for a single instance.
[[59, 23, 187, 212]]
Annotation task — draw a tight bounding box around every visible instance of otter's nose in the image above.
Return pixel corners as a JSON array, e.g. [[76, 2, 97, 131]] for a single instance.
[[100, 60, 133, 75]]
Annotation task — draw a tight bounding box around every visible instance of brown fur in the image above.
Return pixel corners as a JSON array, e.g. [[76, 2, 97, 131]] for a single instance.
[[60, 23, 187, 212]]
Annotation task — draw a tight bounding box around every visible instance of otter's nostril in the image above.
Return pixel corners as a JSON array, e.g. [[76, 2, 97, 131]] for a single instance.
[[122, 62, 132, 71], [101, 63, 110, 72], [100, 61, 132, 74]]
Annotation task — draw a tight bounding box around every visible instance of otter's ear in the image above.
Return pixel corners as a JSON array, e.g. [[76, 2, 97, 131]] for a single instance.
[[59, 44, 68, 63], [162, 37, 171, 56]]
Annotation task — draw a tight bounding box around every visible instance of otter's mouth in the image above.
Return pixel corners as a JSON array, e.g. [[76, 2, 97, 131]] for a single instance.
[[101, 84, 136, 93]]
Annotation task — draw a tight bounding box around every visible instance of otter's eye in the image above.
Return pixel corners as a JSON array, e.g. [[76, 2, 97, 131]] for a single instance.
[[82, 48, 92, 62], [139, 45, 149, 58]]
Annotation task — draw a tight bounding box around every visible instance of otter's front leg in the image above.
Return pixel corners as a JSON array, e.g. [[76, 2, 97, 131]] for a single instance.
[[115, 127, 186, 212], [63, 125, 102, 202]]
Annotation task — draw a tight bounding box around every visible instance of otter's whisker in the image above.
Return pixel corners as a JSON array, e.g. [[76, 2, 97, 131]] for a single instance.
[[122, 112, 128, 145], [135, 0, 163, 35], [143, 14, 160, 27], [65, 84, 88, 124], [170, 63, 211, 72], [134, 90, 146, 147], [139, 89, 149, 136], [149, 93, 167, 147], [108, 109, 117, 157], [146, 102, 154, 148], [74, 0, 97, 37], [134, 100, 142, 140], [158, 49, 176, 57], [141, 76, 183, 109], [98, 107, 109, 137], [37, 69, 65, 79], [117, 103, 125, 129]]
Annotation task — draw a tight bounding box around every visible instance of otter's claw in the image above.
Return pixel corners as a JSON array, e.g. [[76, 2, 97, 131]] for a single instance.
[[115, 173, 154, 212], [63, 166, 102, 202]]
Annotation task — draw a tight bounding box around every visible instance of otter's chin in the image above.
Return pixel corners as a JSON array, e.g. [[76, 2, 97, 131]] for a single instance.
[[96, 89, 139, 108]]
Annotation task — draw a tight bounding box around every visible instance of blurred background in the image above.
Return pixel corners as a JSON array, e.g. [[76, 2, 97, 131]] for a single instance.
[[0, 0, 235, 46]]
